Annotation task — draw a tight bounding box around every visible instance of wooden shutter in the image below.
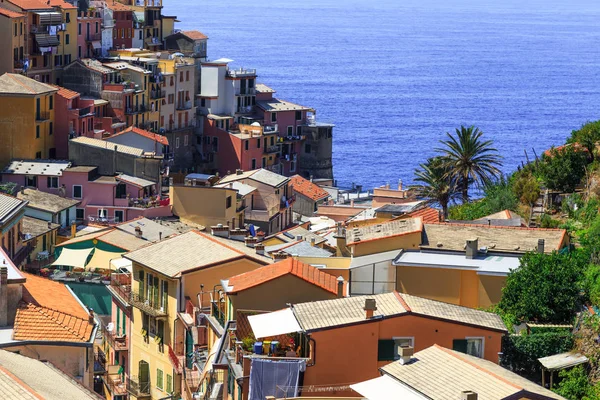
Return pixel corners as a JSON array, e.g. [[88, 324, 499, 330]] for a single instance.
[[377, 339, 396, 361], [453, 339, 468, 354]]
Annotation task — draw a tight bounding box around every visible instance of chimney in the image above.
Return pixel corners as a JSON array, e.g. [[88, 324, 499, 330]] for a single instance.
[[211, 224, 230, 238], [236, 169, 244, 175], [47, 221, 52, 229], [309, 175, 313, 183], [398, 346, 414, 365], [0, 266, 6, 327], [398, 179, 403, 191], [113, 145, 118, 174], [465, 238, 478, 259], [337, 276, 344, 298], [255, 243, 265, 255], [295, 235, 303, 241], [461, 391, 478, 400], [71, 221, 77, 238], [88, 308, 95, 324], [310, 237, 316, 247], [244, 236, 258, 248], [159, 232, 162, 241], [273, 252, 289, 260], [537, 239, 545, 254], [135, 226, 143, 238], [364, 298, 377, 319], [350, 199, 354, 207]]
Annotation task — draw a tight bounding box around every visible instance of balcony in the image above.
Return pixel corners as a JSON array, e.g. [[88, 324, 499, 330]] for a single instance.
[[227, 68, 256, 78], [31, 24, 63, 34], [145, 36, 161, 46], [236, 87, 256, 96], [263, 124, 278, 134], [94, 350, 107, 375], [79, 106, 94, 117], [104, 368, 128, 396], [127, 376, 151, 398], [87, 215, 120, 225], [236, 105, 253, 114], [264, 144, 280, 154], [130, 291, 168, 318], [128, 197, 170, 209], [109, 272, 131, 304], [281, 194, 296, 210], [150, 89, 165, 99], [102, 324, 129, 352], [176, 100, 192, 110], [211, 301, 225, 327], [36, 111, 51, 121], [125, 104, 147, 114], [86, 32, 102, 41]]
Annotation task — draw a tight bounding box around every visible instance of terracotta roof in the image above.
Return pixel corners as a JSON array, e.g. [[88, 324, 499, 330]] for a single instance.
[[5, 0, 52, 10], [106, 1, 131, 11], [52, 85, 79, 100], [105, 125, 169, 146], [381, 345, 566, 400], [224, 258, 339, 295], [400, 207, 440, 223], [290, 175, 330, 202], [346, 217, 423, 246], [0, 8, 25, 18], [180, 30, 208, 40], [13, 273, 94, 342]]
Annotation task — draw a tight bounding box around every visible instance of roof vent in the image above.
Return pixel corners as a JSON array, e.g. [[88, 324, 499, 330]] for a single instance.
[[537, 239, 545, 254], [364, 298, 377, 319], [461, 391, 478, 400], [465, 238, 478, 259], [398, 346, 414, 365]]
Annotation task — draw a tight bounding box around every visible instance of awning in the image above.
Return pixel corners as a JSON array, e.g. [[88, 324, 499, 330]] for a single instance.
[[248, 308, 302, 339], [86, 249, 124, 271], [350, 375, 426, 400], [91, 41, 102, 50], [35, 33, 60, 47], [51, 247, 94, 269], [110, 257, 132, 272], [538, 352, 588, 371], [35, 11, 62, 25]]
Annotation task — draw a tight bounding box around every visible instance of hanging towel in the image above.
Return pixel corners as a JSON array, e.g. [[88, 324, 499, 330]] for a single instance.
[[248, 359, 306, 400]]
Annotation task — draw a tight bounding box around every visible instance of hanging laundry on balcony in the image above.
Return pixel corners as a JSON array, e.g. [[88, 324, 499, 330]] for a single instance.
[[248, 358, 306, 400]]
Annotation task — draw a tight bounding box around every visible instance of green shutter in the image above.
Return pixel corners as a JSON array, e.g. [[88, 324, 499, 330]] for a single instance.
[[153, 276, 159, 308], [157, 368, 163, 390], [166, 374, 172, 393], [138, 270, 144, 298], [453, 339, 468, 354], [116, 308, 121, 334], [377, 339, 396, 361]]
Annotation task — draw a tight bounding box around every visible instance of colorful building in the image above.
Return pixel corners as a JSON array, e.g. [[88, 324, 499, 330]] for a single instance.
[[289, 174, 331, 216], [76, 8, 103, 59], [0, 192, 27, 263], [0, 8, 26, 75], [53, 85, 96, 158], [0, 73, 58, 164]]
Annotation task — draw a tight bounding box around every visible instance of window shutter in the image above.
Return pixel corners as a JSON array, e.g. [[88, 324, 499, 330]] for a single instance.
[[377, 339, 396, 361], [47, 177, 51, 187], [453, 339, 468, 354]]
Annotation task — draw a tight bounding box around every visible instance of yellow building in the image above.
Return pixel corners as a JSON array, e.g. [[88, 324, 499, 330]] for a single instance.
[[123, 230, 270, 399], [0, 8, 26, 75], [21, 216, 59, 263], [0, 73, 58, 165], [0, 192, 27, 262], [342, 217, 422, 257]]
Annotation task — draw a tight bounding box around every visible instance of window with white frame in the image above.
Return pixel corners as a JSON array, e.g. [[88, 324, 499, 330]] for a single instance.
[[393, 337, 414, 359], [73, 185, 82, 199], [75, 208, 84, 220], [98, 209, 108, 218], [47, 176, 58, 188], [25, 175, 37, 188], [175, 137, 180, 148], [466, 337, 484, 358]]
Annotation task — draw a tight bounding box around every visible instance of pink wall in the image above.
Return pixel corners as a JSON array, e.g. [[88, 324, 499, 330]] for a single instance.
[[77, 16, 103, 59], [54, 92, 74, 159]]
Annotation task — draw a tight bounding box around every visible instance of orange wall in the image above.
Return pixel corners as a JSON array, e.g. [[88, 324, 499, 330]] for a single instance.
[[302, 314, 503, 393]]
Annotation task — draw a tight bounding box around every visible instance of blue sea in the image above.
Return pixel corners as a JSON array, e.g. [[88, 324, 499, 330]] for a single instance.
[[164, 0, 600, 189]]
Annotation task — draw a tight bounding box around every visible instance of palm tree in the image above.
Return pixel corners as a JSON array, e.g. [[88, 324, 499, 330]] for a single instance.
[[437, 125, 502, 203], [411, 157, 460, 219]]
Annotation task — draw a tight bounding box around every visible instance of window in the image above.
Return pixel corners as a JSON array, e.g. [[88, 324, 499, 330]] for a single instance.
[[65, 34, 70, 45], [139, 30, 142, 40], [14, 23, 17, 37], [305, 144, 311, 154], [226, 196, 232, 209], [179, 71, 183, 82], [295, 110, 302, 121], [290, 161, 296, 172], [73, 185, 82, 199], [200, 98, 206, 107], [257, 138, 261, 148], [49, 122, 53, 135], [49, 95, 53, 110], [287, 126, 293, 136], [115, 182, 126, 198], [36, 125, 40, 138], [98, 209, 108, 218], [184, 135, 188, 146], [156, 368, 163, 390], [175, 137, 180, 148], [47, 177, 58, 188], [244, 140, 248, 151], [78, 46, 81, 59], [393, 337, 414, 359], [377, 340, 396, 361], [78, 23, 81, 35], [251, 158, 256, 169], [186, 70, 189, 81], [66, 12, 70, 23], [453, 338, 484, 358], [115, 210, 124, 222], [25, 176, 37, 188], [166, 374, 173, 393], [271, 113, 276, 123], [19, 22, 22, 35], [95, 22, 99, 33], [76, 208, 84, 220], [261, 157, 266, 168]]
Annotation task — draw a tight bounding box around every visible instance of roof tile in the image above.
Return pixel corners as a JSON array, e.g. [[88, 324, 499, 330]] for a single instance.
[[104, 125, 169, 146], [290, 175, 330, 202]]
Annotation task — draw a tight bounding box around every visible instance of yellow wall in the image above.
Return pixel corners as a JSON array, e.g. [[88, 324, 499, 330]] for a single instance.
[[350, 231, 421, 257], [0, 92, 56, 165], [396, 265, 506, 308], [170, 185, 240, 229], [0, 15, 26, 75], [57, 5, 77, 82]]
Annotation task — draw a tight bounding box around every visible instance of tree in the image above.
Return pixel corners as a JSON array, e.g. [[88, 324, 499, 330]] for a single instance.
[[513, 171, 540, 205], [498, 251, 584, 324], [411, 157, 460, 219], [437, 125, 502, 203], [537, 146, 588, 193], [567, 120, 600, 162], [553, 365, 594, 400]]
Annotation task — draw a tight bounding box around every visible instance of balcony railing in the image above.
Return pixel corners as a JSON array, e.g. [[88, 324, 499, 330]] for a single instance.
[[36, 111, 51, 121], [211, 301, 225, 327], [105, 371, 128, 396], [125, 104, 147, 114], [102, 324, 129, 351], [86, 32, 102, 41], [168, 345, 183, 374], [88, 215, 120, 225], [150, 89, 165, 99], [281, 194, 296, 210], [264, 145, 280, 154], [127, 376, 151, 397], [130, 291, 168, 318], [236, 105, 253, 114], [176, 100, 192, 110], [79, 106, 93, 117], [227, 68, 256, 78]]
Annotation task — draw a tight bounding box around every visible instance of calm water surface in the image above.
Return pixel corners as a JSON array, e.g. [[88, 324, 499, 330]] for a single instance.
[[164, 0, 600, 189]]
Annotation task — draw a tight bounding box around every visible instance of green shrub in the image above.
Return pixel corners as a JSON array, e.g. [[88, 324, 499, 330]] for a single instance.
[[553, 365, 594, 400]]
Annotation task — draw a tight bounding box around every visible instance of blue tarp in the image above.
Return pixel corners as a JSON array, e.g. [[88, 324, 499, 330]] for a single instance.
[[248, 359, 306, 400]]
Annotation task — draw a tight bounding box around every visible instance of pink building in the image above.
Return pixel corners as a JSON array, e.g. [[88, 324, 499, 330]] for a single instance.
[[54, 86, 95, 159], [77, 10, 103, 59]]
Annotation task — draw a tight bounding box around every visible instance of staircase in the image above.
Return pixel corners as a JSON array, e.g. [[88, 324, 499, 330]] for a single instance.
[[529, 191, 546, 228]]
